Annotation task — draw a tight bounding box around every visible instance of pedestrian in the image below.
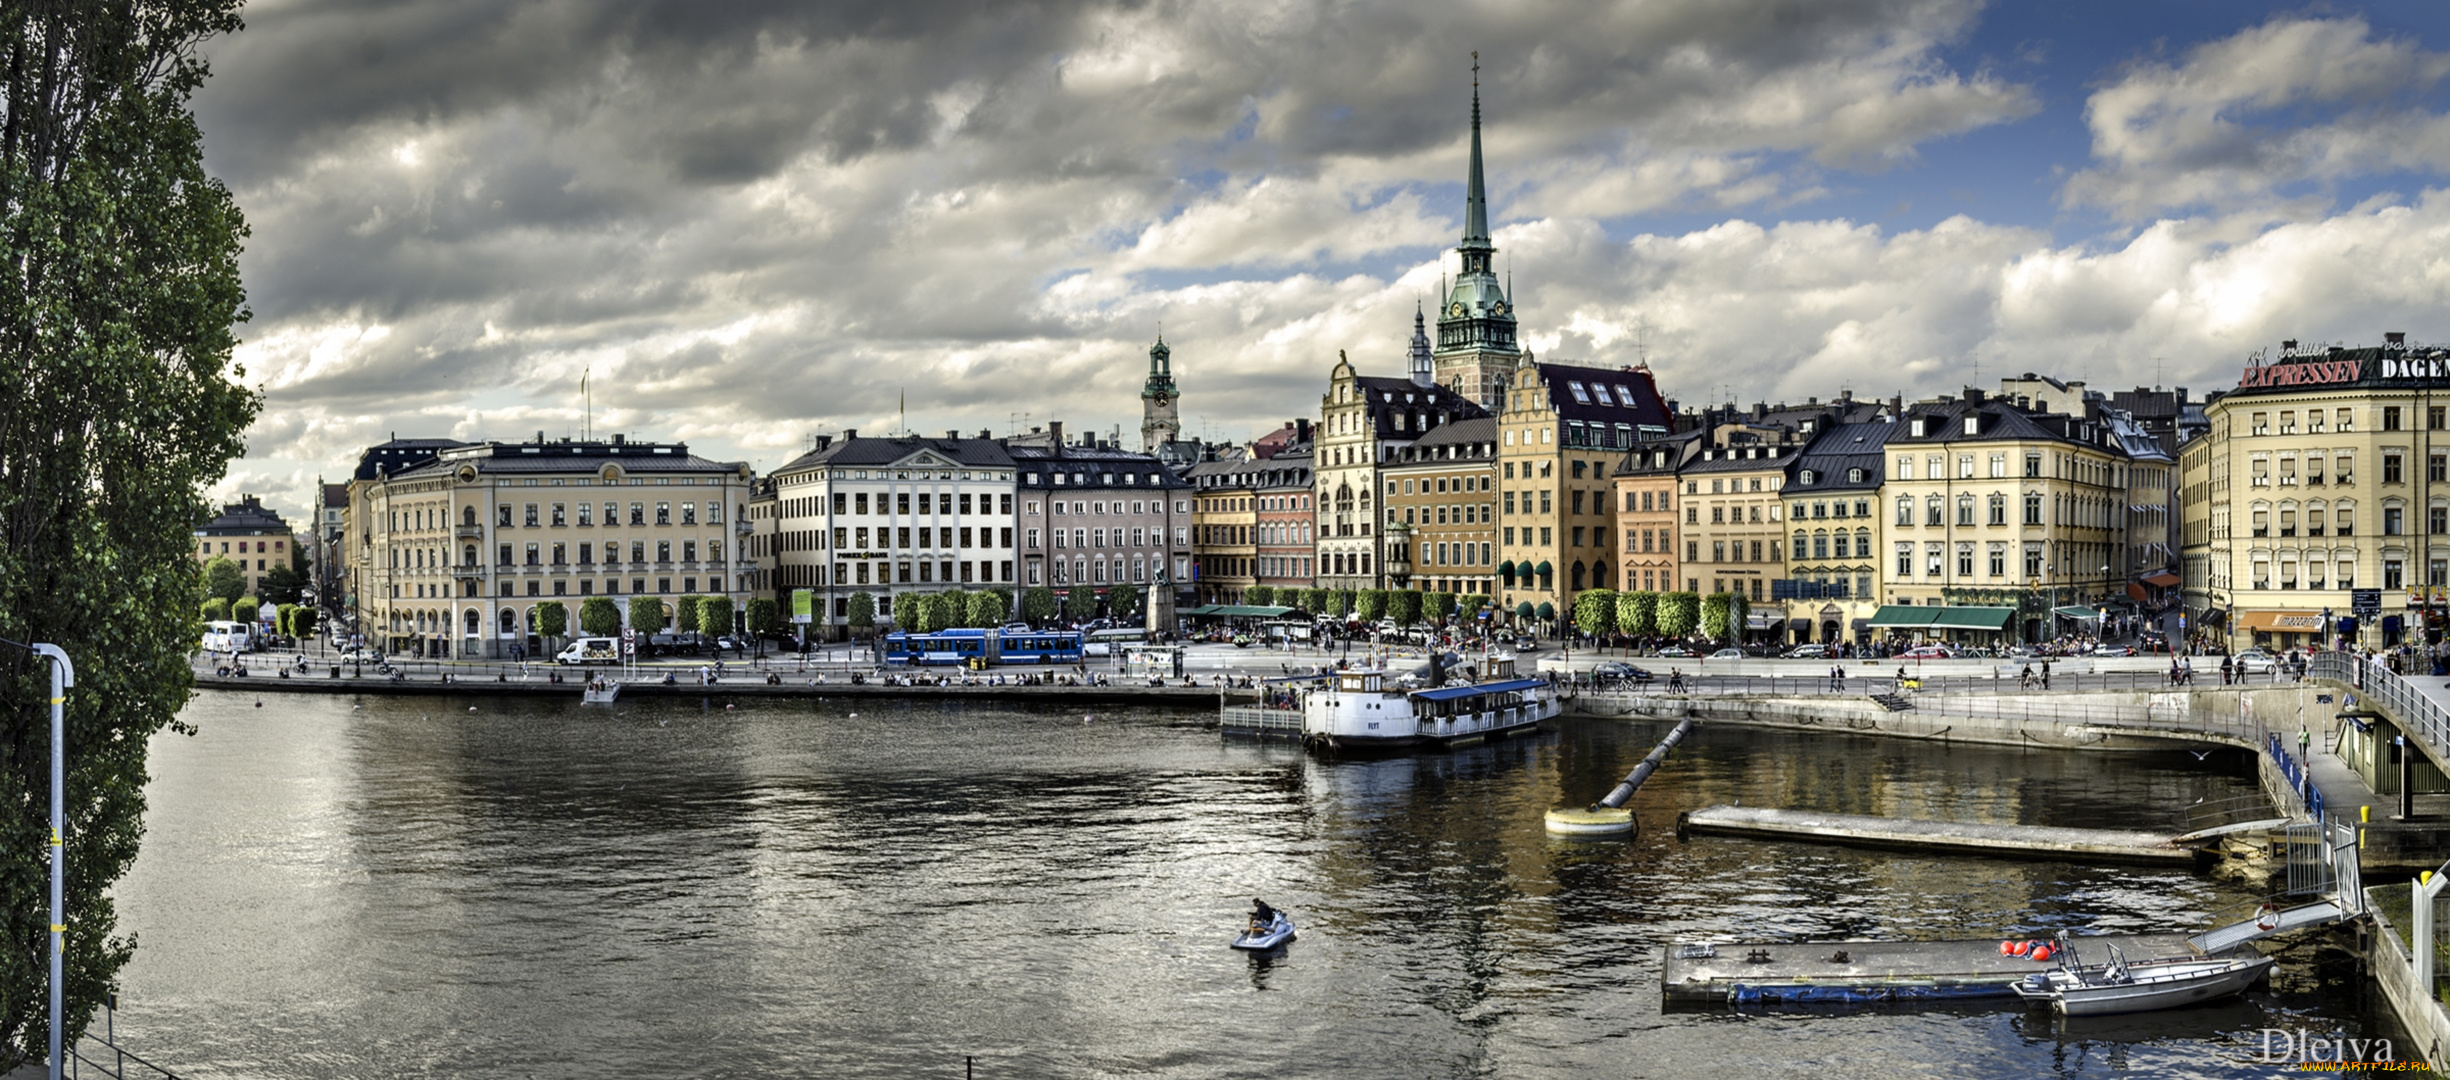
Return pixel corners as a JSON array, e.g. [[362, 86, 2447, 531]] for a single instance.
[[2298, 723, 2312, 761], [1834, 665, 1846, 693], [2040, 661, 2051, 691]]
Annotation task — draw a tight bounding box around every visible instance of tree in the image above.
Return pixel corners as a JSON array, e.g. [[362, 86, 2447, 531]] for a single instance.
[[580, 597, 622, 637], [745, 598, 780, 638], [696, 596, 733, 639], [1106, 583, 1140, 621], [1245, 585, 1275, 607], [199, 598, 228, 623], [1064, 585, 1097, 621], [1426, 590, 1456, 624], [1302, 587, 1330, 614], [845, 592, 876, 636], [534, 601, 569, 645], [1618, 591, 1658, 638], [628, 596, 668, 635], [200, 555, 244, 605], [1699, 593, 1731, 641], [1658, 592, 1700, 638], [0, 1, 259, 1058], [1355, 589, 1388, 623], [1457, 594, 1486, 622], [966, 590, 1003, 629], [1573, 589, 1617, 640], [1021, 586, 1059, 623], [1388, 589, 1422, 627], [673, 595, 703, 638], [231, 596, 258, 626], [257, 558, 306, 606], [290, 608, 316, 640]]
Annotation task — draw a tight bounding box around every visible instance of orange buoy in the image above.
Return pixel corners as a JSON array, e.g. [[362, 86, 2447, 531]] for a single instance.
[[1998, 940, 2015, 956], [2029, 943, 2053, 962]]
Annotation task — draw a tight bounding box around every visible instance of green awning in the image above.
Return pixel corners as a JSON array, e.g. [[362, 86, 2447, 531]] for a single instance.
[[1536, 561, 1553, 576], [1929, 606, 2015, 631], [1194, 604, 1296, 618], [1865, 605, 1936, 629], [1180, 604, 1222, 616], [2052, 605, 2103, 619]]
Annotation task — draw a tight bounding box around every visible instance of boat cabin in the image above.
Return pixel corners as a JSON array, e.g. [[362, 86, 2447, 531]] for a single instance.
[[1335, 671, 1386, 695]]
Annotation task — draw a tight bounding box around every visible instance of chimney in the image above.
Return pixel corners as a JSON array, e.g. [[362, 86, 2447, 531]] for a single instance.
[[2175, 386, 2188, 403], [814, 435, 832, 450], [611, 433, 625, 445], [2388, 331, 2407, 345], [844, 428, 858, 440], [1047, 421, 1063, 447], [979, 429, 992, 439], [946, 429, 960, 440], [1752, 402, 1768, 420], [1295, 418, 1312, 442], [1963, 387, 1983, 404], [2282, 338, 2298, 352]]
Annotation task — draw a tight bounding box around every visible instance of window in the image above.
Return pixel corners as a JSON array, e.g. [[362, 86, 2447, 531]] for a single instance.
[[1988, 493, 2007, 526], [551, 503, 566, 526], [2386, 406, 2403, 431], [1896, 495, 1913, 526], [1988, 546, 2006, 577], [524, 504, 539, 527], [2250, 412, 2268, 435], [631, 502, 647, 526], [1989, 453, 2006, 478], [2386, 454, 2405, 485], [1925, 495, 1943, 526], [681, 502, 697, 526], [656, 501, 672, 525], [2386, 506, 2404, 535], [1957, 544, 1973, 576], [2024, 454, 2041, 478], [497, 504, 513, 527], [2339, 408, 2355, 432], [1956, 493, 1975, 526], [2386, 559, 2405, 589], [577, 502, 592, 527], [1896, 455, 1914, 480], [1957, 455, 1974, 479]]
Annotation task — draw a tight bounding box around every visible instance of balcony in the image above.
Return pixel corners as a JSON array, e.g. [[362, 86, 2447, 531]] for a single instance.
[[453, 564, 486, 580], [456, 525, 483, 539]]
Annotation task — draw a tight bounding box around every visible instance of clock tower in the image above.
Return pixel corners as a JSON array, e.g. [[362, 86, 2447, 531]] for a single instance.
[[1434, 55, 1521, 413], [1140, 334, 1181, 452]]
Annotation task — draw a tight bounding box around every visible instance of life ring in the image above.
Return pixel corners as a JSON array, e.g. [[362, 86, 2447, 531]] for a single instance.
[[2256, 903, 2279, 932]]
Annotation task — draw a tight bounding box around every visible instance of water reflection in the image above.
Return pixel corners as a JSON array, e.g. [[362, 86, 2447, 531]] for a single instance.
[[105, 691, 2384, 1079]]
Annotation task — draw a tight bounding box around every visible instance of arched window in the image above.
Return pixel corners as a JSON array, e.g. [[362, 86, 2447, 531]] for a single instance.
[[1593, 561, 1609, 589], [1855, 528, 1871, 558], [464, 610, 480, 632], [1925, 494, 1943, 526], [1957, 493, 1975, 526], [500, 609, 517, 634], [1571, 562, 1587, 591], [461, 506, 477, 526]]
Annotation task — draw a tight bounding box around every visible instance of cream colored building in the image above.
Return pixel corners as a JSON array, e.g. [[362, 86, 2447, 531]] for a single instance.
[[350, 434, 755, 658], [2182, 334, 2450, 651]]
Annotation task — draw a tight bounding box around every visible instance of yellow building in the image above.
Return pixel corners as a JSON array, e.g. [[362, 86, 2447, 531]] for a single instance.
[[1494, 359, 1674, 625], [2183, 334, 2450, 651], [1677, 440, 1796, 627], [194, 495, 299, 601], [1876, 390, 2134, 644], [1188, 460, 1259, 604], [1383, 416, 1499, 597], [352, 434, 755, 658]]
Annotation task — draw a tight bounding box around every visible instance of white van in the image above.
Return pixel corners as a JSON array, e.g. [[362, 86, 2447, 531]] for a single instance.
[[556, 637, 620, 665]]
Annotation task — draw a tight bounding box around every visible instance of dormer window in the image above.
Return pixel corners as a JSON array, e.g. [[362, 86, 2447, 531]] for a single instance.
[[1799, 469, 1816, 484], [1911, 418, 1927, 437], [1848, 468, 1866, 483], [1592, 384, 1615, 406], [1963, 415, 1979, 435]]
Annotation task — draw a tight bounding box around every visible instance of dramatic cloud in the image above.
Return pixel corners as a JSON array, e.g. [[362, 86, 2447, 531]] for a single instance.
[[2065, 15, 2450, 217], [190, 1, 2450, 529]]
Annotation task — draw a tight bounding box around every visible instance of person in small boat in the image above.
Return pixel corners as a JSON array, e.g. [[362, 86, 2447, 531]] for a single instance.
[[1250, 898, 1277, 929]]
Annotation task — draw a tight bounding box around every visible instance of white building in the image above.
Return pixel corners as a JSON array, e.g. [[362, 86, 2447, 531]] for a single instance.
[[767, 431, 1019, 638]]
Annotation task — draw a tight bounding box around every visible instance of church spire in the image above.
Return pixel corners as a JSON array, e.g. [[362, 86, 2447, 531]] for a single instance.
[[1408, 299, 1434, 387], [1463, 51, 1490, 249]]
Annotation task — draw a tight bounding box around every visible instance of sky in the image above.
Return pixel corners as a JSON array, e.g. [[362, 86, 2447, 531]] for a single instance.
[[193, 0, 2450, 522]]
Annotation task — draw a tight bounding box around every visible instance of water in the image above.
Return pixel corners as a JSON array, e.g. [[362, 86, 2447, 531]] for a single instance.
[[109, 690, 2385, 1078]]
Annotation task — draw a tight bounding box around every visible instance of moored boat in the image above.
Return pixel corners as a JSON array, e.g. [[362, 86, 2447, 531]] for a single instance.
[[582, 678, 621, 705], [1301, 654, 1560, 752], [2012, 935, 2272, 1016]]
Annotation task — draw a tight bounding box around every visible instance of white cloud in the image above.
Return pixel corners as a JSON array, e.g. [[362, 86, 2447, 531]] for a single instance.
[[2066, 15, 2450, 217]]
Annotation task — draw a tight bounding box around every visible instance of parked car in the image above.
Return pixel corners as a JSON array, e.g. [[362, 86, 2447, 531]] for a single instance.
[[337, 646, 380, 664], [1656, 645, 1695, 658], [1591, 661, 1653, 683], [2090, 643, 2132, 657], [1709, 648, 1744, 659], [1785, 643, 1832, 659], [2233, 650, 2277, 673], [1897, 645, 1954, 660]]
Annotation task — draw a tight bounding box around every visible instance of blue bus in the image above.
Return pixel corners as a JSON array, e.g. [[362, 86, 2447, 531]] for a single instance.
[[883, 628, 1083, 667]]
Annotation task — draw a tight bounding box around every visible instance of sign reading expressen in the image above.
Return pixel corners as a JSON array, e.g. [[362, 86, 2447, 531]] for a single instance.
[[2237, 354, 2450, 389]]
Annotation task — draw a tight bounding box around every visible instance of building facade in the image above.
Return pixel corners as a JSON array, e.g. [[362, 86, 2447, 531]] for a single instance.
[[1314, 353, 1486, 592], [1780, 419, 1891, 645], [2182, 334, 2450, 651], [1678, 442, 1795, 624], [1188, 460, 1259, 604], [1249, 446, 1316, 596], [354, 434, 755, 658], [1140, 337, 1182, 453], [1495, 360, 1673, 624], [195, 495, 298, 602], [1612, 436, 1694, 598], [767, 432, 1018, 638], [1383, 416, 1498, 597]]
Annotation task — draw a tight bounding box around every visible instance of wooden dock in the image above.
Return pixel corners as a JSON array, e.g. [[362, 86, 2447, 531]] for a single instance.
[[1661, 932, 2209, 1006], [1677, 805, 2205, 866]]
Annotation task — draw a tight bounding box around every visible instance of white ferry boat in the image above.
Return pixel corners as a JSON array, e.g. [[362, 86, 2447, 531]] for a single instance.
[[1301, 657, 1560, 751]]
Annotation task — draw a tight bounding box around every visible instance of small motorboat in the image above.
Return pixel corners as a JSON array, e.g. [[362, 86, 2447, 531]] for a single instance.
[[1232, 912, 1296, 950], [581, 679, 621, 705], [2012, 934, 2272, 1016]]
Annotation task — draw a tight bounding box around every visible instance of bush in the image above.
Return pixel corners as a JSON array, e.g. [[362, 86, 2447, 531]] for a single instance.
[[199, 597, 228, 622], [673, 595, 703, 637], [628, 595, 669, 634], [1658, 592, 1700, 638], [1388, 590, 1422, 627], [1618, 591, 1658, 637], [846, 591, 876, 632], [745, 597, 780, 637], [1245, 585, 1275, 607], [697, 596, 733, 638], [966, 590, 1004, 628], [232, 595, 259, 626], [291, 608, 317, 639], [580, 597, 622, 637], [1426, 591, 1456, 623]]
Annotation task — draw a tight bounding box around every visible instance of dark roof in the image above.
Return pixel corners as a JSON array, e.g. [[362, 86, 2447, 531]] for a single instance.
[[353, 437, 471, 480], [1188, 452, 1311, 491], [1785, 420, 1893, 493], [1390, 416, 1497, 466], [1681, 441, 1800, 474], [1525, 362, 1674, 429], [197, 495, 292, 535], [320, 483, 349, 508], [1884, 394, 2130, 455], [392, 438, 743, 480], [1612, 432, 1701, 478], [773, 436, 1015, 476], [1007, 442, 1188, 490], [1348, 376, 1489, 439]]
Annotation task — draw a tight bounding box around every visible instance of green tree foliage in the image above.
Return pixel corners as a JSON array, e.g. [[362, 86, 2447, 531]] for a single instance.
[[1426, 590, 1456, 623], [231, 596, 258, 625], [534, 601, 568, 642], [672, 595, 703, 638], [1301, 587, 1329, 614], [579, 598, 622, 637], [257, 558, 306, 606], [198, 597, 228, 622], [845, 592, 875, 633], [965, 590, 1003, 628], [1457, 594, 1486, 622], [1699, 593, 1730, 640], [628, 596, 668, 634], [1064, 585, 1097, 621], [1321, 590, 1349, 618], [1020, 586, 1059, 623], [695, 596, 733, 638], [1354, 589, 1388, 623], [289, 607, 315, 640], [1573, 589, 1617, 638], [1657, 592, 1700, 638], [1244, 585, 1274, 607], [1388, 590, 1422, 627], [0, 1, 259, 1058], [744, 598, 779, 638], [1618, 591, 1658, 638], [1105, 583, 1140, 620], [199, 555, 244, 604]]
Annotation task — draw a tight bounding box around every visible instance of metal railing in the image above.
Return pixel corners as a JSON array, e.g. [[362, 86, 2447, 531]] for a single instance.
[[66, 1001, 184, 1080], [2310, 651, 2450, 776]]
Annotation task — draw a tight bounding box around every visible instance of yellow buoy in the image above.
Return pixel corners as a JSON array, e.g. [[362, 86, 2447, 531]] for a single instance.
[[1545, 806, 1635, 836]]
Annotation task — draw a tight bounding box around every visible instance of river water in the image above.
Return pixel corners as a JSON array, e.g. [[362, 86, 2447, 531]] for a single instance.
[[110, 690, 2383, 1078]]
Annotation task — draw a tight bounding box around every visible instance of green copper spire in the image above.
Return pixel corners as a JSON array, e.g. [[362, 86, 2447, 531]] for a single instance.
[[1463, 51, 1490, 250]]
